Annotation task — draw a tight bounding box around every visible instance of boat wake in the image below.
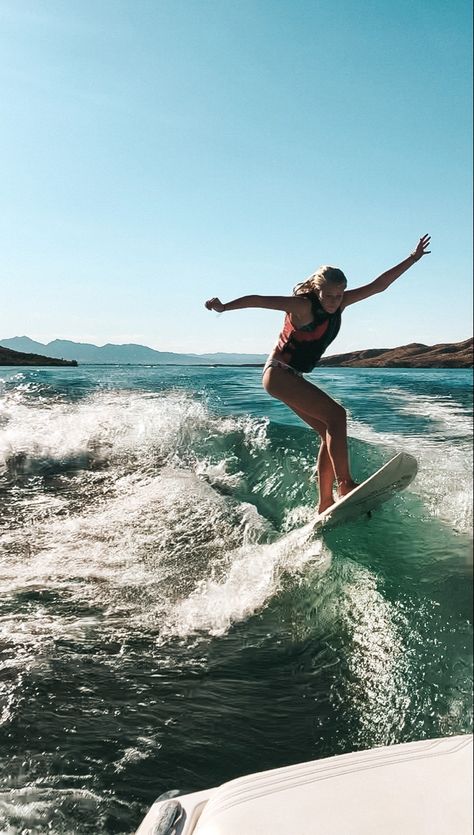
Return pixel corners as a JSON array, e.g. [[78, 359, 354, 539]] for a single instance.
[[0, 368, 472, 835]]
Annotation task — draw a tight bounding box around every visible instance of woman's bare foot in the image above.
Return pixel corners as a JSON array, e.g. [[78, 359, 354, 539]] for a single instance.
[[318, 493, 338, 514], [337, 478, 359, 498]]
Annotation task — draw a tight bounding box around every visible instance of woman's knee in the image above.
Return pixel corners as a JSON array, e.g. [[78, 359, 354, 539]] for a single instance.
[[327, 403, 347, 432]]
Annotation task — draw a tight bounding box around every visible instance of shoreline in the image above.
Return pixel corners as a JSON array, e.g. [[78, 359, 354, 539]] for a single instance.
[[1, 337, 472, 369], [1, 362, 472, 370]]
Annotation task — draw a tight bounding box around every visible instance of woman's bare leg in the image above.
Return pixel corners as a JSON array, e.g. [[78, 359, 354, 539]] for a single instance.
[[263, 367, 357, 499], [289, 405, 336, 513], [317, 440, 337, 511]]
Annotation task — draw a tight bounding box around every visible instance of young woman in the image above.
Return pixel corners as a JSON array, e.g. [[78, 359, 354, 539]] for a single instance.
[[205, 234, 431, 514]]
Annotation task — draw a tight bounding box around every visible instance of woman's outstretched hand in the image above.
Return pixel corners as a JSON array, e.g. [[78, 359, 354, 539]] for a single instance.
[[205, 297, 226, 312], [411, 234, 431, 262]]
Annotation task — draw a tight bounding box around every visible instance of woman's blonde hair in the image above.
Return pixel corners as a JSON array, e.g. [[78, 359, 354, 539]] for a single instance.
[[293, 265, 347, 296]]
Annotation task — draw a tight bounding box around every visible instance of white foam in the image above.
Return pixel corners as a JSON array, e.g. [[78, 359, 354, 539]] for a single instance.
[[0, 389, 205, 474], [0, 387, 270, 476], [378, 387, 473, 438], [348, 408, 473, 535], [335, 560, 411, 745], [163, 523, 329, 638], [0, 386, 291, 643], [0, 787, 104, 831], [195, 458, 244, 490], [0, 466, 284, 648]]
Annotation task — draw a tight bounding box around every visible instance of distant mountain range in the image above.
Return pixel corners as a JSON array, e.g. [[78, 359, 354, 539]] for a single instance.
[[0, 336, 472, 368], [0, 337, 266, 365]]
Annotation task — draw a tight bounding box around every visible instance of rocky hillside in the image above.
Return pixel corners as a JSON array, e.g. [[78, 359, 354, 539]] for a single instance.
[[319, 338, 473, 368], [0, 346, 78, 367]]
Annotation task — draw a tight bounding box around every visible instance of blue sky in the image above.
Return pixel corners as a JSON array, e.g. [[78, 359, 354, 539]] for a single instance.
[[1, 0, 472, 355]]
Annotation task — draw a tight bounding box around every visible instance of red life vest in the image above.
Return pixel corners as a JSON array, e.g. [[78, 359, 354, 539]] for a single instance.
[[275, 293, 342, 373]]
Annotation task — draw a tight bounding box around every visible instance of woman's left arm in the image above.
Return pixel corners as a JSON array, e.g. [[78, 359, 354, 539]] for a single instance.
[[342, 234, 431, 309]]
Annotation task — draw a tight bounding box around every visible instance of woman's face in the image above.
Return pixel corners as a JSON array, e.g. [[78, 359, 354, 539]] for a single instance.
[[318, 283, 345, 313]]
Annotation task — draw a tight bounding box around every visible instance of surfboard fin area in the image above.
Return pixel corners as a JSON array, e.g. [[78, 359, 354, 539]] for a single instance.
[[314, 451, 418, 531]]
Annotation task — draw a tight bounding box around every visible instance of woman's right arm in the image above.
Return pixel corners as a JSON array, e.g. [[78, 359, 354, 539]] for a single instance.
[[205, 294, 311, 321]]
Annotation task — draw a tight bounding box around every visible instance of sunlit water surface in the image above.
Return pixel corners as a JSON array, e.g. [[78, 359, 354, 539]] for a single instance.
[[0, 365, 472, 833]]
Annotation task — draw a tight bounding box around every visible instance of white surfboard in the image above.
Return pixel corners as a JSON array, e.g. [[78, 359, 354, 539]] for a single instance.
[[314, 451, 418, 530]]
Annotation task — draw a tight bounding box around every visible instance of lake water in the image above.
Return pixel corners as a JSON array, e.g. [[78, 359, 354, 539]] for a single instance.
[[0, 365, 472, 833]]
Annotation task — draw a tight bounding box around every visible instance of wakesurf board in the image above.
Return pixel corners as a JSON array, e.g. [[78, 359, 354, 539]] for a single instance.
[[314, 451, 418, 531]]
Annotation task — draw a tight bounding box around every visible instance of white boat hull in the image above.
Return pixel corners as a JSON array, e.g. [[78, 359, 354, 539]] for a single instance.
[[136, 734, 473, 834]]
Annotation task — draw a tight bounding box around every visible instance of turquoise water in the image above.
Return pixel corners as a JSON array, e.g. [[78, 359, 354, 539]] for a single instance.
[[0, 365, 472, 833]]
